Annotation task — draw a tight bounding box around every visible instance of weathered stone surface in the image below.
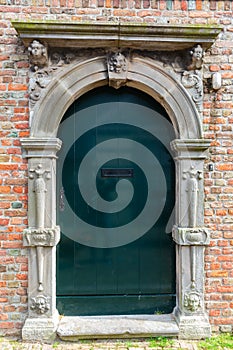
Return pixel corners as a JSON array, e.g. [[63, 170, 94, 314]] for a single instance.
[[57, 314, 179, 340], [22, 310, 59, 342]]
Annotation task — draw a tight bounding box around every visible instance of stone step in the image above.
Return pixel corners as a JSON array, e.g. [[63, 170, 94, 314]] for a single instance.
[[57, 314, 179, 341]]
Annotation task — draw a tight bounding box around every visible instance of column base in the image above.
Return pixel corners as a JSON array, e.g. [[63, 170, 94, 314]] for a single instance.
[[22, 310, 59, 342], [174, 308, 211, 340]]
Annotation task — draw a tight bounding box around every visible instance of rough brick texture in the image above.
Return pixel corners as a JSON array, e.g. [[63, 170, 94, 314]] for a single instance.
[[0, 0, 233, 337]]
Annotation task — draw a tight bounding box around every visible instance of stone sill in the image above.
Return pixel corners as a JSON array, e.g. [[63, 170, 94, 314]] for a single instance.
[[57, 314, 179, 340], [12, 21, 222, 51]]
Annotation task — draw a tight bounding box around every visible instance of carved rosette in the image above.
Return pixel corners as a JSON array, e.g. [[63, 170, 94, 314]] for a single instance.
[[30, 295, 50, 315], [107, 51, 129, 89], [172, 226, 210, 246], [23, 227, 60, 247]]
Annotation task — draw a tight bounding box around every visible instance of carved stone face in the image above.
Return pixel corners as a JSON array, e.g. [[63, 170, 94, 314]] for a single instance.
[[109, 52, 127, 74], [31, 295, 50, 314], [192, 45, 203, 60], [30, 40, 45, 57], [36, 297, 47, 313], [187, 292, 200, 312], [113, 53, 125, 73]]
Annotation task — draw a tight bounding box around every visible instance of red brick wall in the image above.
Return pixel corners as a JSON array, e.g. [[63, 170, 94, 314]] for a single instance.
[[0, 0, 233, 337]]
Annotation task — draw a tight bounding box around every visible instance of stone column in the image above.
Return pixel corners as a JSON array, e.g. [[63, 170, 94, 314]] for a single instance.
[[21, 138, 62, 342], [171, 139, 211, 339]]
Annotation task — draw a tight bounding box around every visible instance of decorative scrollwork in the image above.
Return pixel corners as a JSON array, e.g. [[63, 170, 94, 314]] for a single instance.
[[181, 72, 203, 112]]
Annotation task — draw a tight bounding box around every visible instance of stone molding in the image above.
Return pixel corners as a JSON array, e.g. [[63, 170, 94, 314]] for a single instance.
[[12, 21, 221, 51], [23, 55, 202, 140]]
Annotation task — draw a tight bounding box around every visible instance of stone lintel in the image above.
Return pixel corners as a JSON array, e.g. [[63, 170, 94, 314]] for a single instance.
[[12, 21, 221, 51], [172, 226, 210, 246]]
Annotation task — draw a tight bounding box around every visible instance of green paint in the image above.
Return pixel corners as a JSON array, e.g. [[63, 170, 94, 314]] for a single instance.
[[11, 201, 22, 209], [57, 86, 176, 316], [9, 131, 18, 137]]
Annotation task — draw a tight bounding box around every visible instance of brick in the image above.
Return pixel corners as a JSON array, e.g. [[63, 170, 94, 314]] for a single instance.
[[8, 83, 27, 91], [208, 271, 228, 277], [0, 218, 9, 226], [209, 309, 221, 316], [217, 164, 233, 171]]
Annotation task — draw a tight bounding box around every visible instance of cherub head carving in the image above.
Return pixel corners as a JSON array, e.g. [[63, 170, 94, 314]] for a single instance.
[[28, 40, 48, 71]]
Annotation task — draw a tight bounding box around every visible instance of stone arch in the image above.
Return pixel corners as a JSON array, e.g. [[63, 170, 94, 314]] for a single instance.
[[30, 55, 202, 140], [22, 54, 211, 341]]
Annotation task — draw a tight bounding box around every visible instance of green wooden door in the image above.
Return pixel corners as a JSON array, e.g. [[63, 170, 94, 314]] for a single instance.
[[56, 86, 176, 316]]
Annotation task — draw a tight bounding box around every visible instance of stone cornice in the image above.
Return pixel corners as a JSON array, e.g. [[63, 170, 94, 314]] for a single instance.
[[12, 21, 222, 51]]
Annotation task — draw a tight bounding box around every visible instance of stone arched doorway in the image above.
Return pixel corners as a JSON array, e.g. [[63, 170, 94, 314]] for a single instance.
[[14, 21, 221, 340]]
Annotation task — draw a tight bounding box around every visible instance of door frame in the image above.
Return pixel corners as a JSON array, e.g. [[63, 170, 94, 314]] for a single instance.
[[21, 53, 211, 340]]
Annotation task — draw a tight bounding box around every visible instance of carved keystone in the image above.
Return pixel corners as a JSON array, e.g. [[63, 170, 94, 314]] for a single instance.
[[107, 51, 129, 89]]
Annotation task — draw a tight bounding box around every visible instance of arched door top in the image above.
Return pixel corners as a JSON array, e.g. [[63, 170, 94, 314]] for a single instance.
[[30, 55, 202, 140]]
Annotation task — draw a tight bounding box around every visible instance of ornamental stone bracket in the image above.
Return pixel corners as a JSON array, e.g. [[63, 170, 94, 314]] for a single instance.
[[23, 227, 60, 247], [172, 226, 210, 246]]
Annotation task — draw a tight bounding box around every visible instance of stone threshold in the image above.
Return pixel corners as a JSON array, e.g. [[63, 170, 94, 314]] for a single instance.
[[57, 314, 179, 341]]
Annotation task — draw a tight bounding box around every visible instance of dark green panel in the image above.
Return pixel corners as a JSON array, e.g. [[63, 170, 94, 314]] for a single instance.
[[57, 86, 176, 316], [57, 295, 176, 316]]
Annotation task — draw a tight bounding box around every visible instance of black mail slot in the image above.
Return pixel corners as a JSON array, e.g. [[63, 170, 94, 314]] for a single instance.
[[101, 168, 133, 178]]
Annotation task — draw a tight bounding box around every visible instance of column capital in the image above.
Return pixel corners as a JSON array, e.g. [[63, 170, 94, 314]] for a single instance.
[[171, 139, 211, 159], [21, 137, 62, 158]]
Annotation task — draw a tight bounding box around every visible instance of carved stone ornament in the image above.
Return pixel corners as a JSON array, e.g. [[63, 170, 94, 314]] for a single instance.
[[184, 287, 201, 313], [181, 45, 204, 112], [29, 70, 51, 106], [107, 51, 129, 89], [188, 44, 204, 71], [172, 226, 210, 246], [29, 164, 51, 229], [181, 71, 203, 112], [28, 40, 48, 71], [30, 295, 50, 315], [23, 227, 60, 247], [23, 227, 60, 291], [183, 166, 202, 228]]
